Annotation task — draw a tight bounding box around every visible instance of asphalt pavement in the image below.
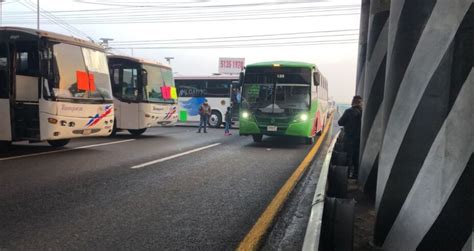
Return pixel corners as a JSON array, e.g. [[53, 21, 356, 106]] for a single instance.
[[0, 125, 321, 250]]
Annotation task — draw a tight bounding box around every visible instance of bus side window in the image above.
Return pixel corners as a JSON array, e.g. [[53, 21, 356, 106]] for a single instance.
[[176, 80, 206, 97], [207, 80, 229, 98], [0, 43, 8, 98], [15, 42, 39, 77]]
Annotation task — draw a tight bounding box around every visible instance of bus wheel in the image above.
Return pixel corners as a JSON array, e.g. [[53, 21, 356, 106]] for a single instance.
[[47, 139, 70, 148], [128, 128, 147, 136], [208, 111, 222, 128], [305, 136, 314, 145], [252, 134, 263, 143]]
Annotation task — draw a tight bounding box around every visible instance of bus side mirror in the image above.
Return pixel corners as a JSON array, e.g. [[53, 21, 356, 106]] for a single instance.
[[239, 72, 245, 86], [141, 69, 148, 86], [313, 72, 320, 86]]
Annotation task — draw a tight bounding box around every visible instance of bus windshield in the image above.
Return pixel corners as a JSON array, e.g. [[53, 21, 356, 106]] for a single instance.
[[50, 43, 112, 101], [143, 64, 175, 103], [242, 68, 311, 114]]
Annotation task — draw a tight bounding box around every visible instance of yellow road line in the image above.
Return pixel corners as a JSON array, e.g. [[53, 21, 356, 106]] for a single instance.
[[237, 114, 334, 251]]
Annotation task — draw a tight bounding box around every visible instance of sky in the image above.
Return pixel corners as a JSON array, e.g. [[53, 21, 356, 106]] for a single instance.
[[1, 0, 361, 103]]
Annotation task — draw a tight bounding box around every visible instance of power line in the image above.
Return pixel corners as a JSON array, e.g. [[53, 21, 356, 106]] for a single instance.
[[111, 34, 359, 46], [19, 0, 92, 40], [5, 11, 360, 24], [3, 1, 359, 23], [26, 0, 92, 39], [71, 0, 330, 9], [110, 29, 359, 44], [3, 6, 359, 21], [3, 4, 359, 17], [112, 38, 359, 50]]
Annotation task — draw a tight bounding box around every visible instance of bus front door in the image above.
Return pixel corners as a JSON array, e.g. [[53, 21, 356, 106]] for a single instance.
[[12, 42, 40, 141], [230, 82, 241, 121]]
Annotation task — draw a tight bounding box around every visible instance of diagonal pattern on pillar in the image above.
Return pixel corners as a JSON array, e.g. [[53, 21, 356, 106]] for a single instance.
[[373, 0, 473, 248], [355, 0, 371, 96], [358, 0, 389, 194]]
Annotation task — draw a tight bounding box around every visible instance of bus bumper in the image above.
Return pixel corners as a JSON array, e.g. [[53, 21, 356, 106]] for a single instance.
[[239, 118, 314, 138], [39, 112, 115, 141]]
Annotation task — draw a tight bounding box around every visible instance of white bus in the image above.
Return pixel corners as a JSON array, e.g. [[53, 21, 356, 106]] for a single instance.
[[0, 27, 114, 148], [108, 55, 178, 136], [174, 75, 240, 128]]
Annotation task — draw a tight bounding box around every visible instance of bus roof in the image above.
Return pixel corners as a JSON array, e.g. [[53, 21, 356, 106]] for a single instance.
[[246, 61, 316, 69], [108, 54, 171, 70], [174, 75, 239, 80], [0, 26, 104, 51]]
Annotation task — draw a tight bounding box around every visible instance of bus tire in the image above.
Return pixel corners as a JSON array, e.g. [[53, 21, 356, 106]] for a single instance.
[[128, 128, 147, 136], [208, 110, 222, 128], [47, 139, 70, 148], [328, 165, 348, 198], [320, 197, 355, 251], [334, 142, 344, 152], [331, 151, 347, 166], [252, 134, 263, 143]]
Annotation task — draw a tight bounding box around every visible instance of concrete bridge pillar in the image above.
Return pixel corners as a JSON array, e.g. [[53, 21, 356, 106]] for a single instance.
[[373, 0, 473, 249], [355, 0, 371, 96], [358, 0, 390, 195]]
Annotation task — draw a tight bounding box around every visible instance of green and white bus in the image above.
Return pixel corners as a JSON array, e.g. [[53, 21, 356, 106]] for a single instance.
[[239, 61, 329, 144]]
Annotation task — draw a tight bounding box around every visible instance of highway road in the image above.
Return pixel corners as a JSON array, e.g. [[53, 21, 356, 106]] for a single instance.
[[0, 125, 325, 250]]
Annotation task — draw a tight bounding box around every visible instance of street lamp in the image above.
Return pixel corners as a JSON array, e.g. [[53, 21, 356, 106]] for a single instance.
[[36, 0, 40, 30], [165, 57, 174, 65], [99, 38, 114, 51]]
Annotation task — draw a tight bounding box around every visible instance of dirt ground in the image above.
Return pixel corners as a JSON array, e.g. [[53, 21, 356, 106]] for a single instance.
[[348, 179, 379, 251]]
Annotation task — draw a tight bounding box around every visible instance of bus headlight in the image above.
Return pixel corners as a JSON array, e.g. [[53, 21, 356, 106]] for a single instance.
[[48, 118, 58, 124], [242, 111, 250, 119], [300, 114, 308, 121]]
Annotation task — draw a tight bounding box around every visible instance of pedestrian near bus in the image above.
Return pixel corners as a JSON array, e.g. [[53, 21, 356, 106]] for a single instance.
[[224, 106, 232, 136], [197, 99, 211, 133], [338, 95, 363, 179]]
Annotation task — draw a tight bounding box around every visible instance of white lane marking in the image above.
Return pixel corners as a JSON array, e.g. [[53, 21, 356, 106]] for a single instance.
[[130, 143, 221, 169], [0, 139, 136, 161]]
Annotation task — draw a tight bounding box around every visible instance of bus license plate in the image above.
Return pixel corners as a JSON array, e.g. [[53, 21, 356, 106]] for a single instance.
[[83, 129, 92, 135], [267, 125, 278, 132]]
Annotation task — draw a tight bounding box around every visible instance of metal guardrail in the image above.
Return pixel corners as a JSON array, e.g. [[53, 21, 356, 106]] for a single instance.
[[302, 130, 341, 251]]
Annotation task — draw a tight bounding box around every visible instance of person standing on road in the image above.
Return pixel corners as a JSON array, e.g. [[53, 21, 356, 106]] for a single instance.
[[197, 99, 211, 133], [224, 106, 232, 136], [338, 95, 363, 179]]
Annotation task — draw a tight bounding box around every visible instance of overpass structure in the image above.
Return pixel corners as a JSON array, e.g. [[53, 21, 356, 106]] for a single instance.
[[356, 0, 473, 249]]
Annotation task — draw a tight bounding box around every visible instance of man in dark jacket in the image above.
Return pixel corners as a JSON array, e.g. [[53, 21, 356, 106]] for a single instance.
[[197, 99, 211, 133], [338, 95, 363, 178]]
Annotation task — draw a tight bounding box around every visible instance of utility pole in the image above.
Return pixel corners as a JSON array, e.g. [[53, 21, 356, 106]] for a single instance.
[[165, 57, 174, 65], [37, 0, 40, 30], [0, 0, 4, 26]]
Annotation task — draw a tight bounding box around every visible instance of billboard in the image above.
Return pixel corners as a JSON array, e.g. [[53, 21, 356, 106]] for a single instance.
[[218, 57, 245, 74]]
